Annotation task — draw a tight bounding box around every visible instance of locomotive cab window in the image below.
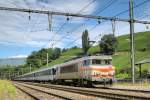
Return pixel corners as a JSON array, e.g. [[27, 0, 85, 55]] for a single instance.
[[83, 60, 90, 66], [104, 59, 112, 65], [92, 59, 101, 65]]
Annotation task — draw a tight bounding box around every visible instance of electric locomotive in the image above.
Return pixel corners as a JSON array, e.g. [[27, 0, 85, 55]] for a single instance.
[[57, 56, 115, 86]]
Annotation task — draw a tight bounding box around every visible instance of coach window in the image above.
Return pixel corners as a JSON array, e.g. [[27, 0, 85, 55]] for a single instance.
[[49, 69, 52, 75]]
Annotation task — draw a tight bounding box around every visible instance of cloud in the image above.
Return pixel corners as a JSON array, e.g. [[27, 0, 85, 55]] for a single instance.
[[7, 54, 27, 58], [0, 0, 98, 49], [0, 0, 150, 50]]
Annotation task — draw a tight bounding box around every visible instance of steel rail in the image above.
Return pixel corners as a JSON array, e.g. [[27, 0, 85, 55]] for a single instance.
[[96, 86, 150, 93], [14, 82, 72, 100], [18, 82, 150, 100], [14, 84, 40, 100]]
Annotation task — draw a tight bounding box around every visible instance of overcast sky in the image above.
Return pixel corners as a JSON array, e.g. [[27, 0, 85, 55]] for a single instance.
[[0, 0, 150, 58]]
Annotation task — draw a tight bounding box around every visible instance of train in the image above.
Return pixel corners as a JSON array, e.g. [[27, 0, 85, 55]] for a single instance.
[[14, 56, 115, 86]]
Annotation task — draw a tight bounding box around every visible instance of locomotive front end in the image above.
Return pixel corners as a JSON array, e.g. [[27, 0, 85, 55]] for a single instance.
[[90, 57, 115, 84]]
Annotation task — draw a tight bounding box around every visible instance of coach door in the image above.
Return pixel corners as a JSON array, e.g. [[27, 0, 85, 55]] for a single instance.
[[52, 68, 56, 80]]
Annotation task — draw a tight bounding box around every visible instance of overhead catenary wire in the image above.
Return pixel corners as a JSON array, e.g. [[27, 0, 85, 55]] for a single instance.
[[39, 0, 98, 48], [58, 0, 97, 31], [48, 0, 119, 48], [45, 0, 97, 48], [0, 0, 150, 49], [0, 5, 149, 24], [63, 0, 150, 48], [19, 0, 148, 48], [49, 0, 150, 48]]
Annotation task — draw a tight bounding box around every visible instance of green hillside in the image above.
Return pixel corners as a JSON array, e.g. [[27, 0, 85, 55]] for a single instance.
[[48, 48, 82, 67], [46, 31, 150, 78], [117, 31, 150, 51], [88, 31, 150, 53]]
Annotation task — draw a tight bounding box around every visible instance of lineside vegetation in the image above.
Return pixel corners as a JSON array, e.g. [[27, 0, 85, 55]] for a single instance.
[[0, 80, 17, 100]]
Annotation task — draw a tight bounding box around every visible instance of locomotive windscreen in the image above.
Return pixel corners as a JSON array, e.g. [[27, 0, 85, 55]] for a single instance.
[[92, 59, 112, 65]]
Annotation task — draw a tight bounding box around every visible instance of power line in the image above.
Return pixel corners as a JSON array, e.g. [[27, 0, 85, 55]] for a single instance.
[[0, 0, 150, 48], [0, 3, 149, 23], [113, 0, 150, 17], [45, 0, 97, 48], [40, 0, 97, 48], [52, 0, 150, 47], [49, 0, 119, 47], [65, 23, 100, 48], [64, 0, 150, 48], [56, 0, 97, 32]]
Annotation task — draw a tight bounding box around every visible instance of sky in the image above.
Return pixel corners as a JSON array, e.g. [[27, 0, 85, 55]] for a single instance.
[[0, 0, 150, 58]]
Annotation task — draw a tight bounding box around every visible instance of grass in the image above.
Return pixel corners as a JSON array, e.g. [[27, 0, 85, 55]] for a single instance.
[[48, 56, 74, 66], [0, 80, 17, 100], [85, 31, 150, 54], [113, 51, 150, 78], [117, 31, 150, 51], [61, 48, 83, 56], [112, 51, 150, 70]]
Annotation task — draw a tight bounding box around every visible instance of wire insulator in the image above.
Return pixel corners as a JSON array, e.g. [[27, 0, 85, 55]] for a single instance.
[[98, 20, 101, 24], [29, 10, 31, 20], [66, 16, 69, 21], [97, 18, 101, 24]]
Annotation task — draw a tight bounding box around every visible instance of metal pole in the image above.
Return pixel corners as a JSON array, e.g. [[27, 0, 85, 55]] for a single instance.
[[48, 14, 52, 31], [21, 68, 23, 75], [129, 0, 135, 84], [111, 20, 115, 36], [139, 64, 142, 79], [0, 72, 1, 79], [17, 71, 20, 76], [47, 53, 48, 67], [30, 64, 32, 72]]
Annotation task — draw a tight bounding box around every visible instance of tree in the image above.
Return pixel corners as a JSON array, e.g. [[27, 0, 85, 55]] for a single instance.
[[52, 48, 61, 60], [26, 47, 61, 69], [99, 34, 117, 55], [82, 30, 90, 55]]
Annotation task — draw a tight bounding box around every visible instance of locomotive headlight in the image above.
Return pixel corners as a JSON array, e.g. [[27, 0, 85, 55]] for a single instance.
[[94, 72, 101, 76], [108, 72, 113, 75], [97, 72, 101, 76]]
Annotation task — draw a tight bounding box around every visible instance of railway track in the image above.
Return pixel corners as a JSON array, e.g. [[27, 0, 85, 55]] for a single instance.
[[15, 81, 150, 100], [14, 83, 40, 100], [14, 83, 72, 100], [94, 85, 150, 93], [106, 87, 150, 93]]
